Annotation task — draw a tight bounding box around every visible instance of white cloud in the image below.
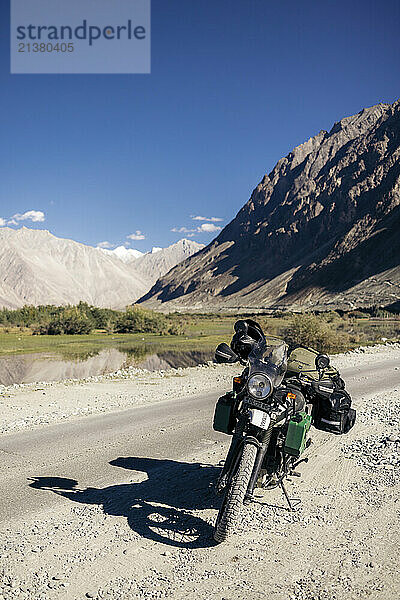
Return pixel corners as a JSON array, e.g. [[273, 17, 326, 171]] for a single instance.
[[2, 209, 46, 227], [11, 210, 45, 223], [171, 226, 196, 233], [198, 223, 222, 233], [191, 215, 223, 222], [97, 241, 114, 249], [171, 222, 222, 235], [127, 230, 145, 241]]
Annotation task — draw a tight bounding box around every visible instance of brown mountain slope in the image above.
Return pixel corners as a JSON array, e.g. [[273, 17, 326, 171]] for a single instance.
[[139, 100, 400, 311]]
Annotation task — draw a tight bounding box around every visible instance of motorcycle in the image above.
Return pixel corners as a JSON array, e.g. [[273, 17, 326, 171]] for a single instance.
[[212, 322, 338, 543]]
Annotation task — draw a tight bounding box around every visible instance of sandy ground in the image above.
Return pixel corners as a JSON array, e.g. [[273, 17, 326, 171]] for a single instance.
[[0, 343, 399, 600]]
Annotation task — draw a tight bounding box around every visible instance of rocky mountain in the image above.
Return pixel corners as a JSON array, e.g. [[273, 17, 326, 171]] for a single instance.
[[139, 100, 400, 312], [0, 228, 203, 309], [133, 239, 204, 282]]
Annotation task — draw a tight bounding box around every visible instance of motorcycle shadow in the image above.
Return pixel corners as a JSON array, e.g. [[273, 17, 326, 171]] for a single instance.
[[29, 457, 221, 549]]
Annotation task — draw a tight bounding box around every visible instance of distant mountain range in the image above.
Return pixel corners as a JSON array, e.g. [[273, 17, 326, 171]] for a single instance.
[[0, 228, 203, 309], [139, 100, 400, 312]]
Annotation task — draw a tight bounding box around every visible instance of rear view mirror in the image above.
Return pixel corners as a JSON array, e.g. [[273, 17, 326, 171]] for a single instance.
[[315, 353, 330, 370], [215, 343, 239, 364]]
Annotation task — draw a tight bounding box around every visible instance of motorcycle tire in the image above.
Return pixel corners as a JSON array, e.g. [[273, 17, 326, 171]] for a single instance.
[[214, 442, 257, 543]]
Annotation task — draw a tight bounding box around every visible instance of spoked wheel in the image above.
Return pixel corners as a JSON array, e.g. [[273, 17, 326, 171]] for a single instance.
[[214, 442, 258, 543]]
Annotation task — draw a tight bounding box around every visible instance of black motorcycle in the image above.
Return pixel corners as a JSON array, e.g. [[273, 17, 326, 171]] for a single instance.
[[212, 320, 354, 543]]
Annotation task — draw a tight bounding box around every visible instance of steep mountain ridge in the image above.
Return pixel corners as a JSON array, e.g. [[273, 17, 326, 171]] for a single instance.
[[0, 228, 203, 309], [140, 100, 400, 311]]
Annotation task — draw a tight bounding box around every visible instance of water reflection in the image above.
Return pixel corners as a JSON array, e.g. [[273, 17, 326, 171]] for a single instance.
[[0, 346, 214, 386]]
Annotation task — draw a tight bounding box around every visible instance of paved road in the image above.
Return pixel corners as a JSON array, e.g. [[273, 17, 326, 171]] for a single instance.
[[0, 358, 398, 524]]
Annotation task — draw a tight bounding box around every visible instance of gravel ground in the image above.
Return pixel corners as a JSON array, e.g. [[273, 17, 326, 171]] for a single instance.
[[0, 343, 399, 600], [0, 362, 238, 435]]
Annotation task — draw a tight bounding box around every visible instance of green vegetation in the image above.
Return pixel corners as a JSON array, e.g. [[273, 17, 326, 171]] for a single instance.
[[283, 314, 346, 353], [114, 306, 185, 335], [34, 307, 93, 335], [0, 304, 398, 359], [0, 303, 184, 337], [0, 302, 113, 333]]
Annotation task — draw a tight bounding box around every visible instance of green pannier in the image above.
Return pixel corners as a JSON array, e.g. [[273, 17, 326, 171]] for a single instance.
[[286, 346, 339, 381], [213, 392, 237, 435]]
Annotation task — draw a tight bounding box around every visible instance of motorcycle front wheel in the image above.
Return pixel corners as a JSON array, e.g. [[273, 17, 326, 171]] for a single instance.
[[214, 442, 258, 543]]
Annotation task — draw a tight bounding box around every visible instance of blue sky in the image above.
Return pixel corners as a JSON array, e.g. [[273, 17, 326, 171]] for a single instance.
[[1, 0, 399, 252]]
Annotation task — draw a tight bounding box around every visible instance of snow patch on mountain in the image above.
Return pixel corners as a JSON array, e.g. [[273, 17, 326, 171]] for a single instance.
[[100, 246, 144, 263]]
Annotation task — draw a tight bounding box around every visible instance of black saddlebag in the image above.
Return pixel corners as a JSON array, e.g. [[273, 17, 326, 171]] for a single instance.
[[213, 392, 237, 435], [313, 389, 356, 434]]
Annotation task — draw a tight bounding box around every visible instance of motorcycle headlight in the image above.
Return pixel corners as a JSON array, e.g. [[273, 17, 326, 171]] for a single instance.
[[247, 373, 272, 400]]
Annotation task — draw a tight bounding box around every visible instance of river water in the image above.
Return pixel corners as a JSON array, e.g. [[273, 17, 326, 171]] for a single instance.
[[0, 348, 214, 386]]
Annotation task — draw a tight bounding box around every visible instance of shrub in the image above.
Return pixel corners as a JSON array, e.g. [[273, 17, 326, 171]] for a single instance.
[[76, 301, 116, 329], [60, 308, 93, 334], [37, 308, 93, 335], [46, 319, 65, 335], [115, 306, 169, 334], [283, 314, 348, 353], [167, 321, 186, 335]]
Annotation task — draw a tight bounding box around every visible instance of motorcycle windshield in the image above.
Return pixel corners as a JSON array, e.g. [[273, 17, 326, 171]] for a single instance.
[[248, 338, 288, 387]]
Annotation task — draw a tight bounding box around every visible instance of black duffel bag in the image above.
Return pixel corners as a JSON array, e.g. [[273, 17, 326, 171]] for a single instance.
[[313, 389, 356, 434]]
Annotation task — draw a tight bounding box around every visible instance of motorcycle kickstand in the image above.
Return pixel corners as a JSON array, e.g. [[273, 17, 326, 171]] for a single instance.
[[293, 456, 309, 469], [280, 480, 301, 512]]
